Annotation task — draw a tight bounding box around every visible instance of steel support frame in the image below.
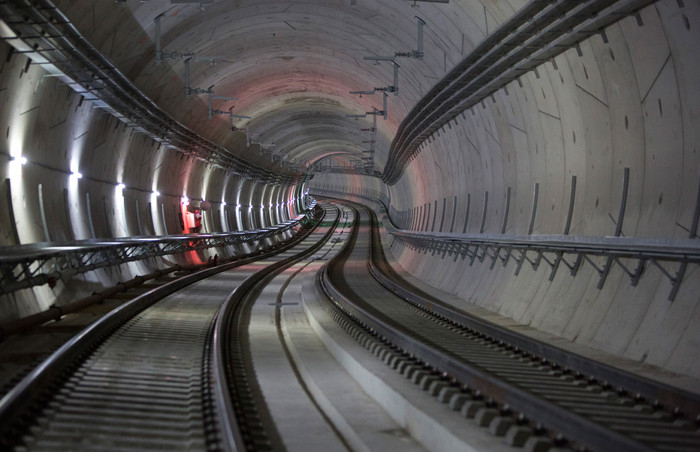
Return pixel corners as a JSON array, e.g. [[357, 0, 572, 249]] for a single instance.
[[0, 219, 306, 296], [390, 230, 698, 301], [309, 189, 698, 303]]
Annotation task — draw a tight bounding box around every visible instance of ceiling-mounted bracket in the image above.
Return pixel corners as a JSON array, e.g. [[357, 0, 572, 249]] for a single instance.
[[365, 92, 388, 120], [351, 62, 399, 97], [364, 17, 426, 62], [207, 90, 237, 119]]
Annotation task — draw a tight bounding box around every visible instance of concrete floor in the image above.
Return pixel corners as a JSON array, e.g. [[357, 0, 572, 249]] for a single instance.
[[1, 0, 699, 385]]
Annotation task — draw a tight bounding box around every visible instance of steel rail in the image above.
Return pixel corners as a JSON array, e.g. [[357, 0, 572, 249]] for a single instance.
[[0, 0, 307, 186], [318, 202, 700, 451], [363, 203, 700, 424], [0, 206, 326, 449], [214, 205, 341, 451], [382, 0, 660, 184], [321, 266, 657, 452]]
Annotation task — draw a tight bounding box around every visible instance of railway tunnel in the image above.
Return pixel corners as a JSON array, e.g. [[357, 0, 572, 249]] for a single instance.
[[0, 0, 699, 451]]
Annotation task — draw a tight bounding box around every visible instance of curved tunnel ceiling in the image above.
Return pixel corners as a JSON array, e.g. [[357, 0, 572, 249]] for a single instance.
[[54, 0, 521, 175]]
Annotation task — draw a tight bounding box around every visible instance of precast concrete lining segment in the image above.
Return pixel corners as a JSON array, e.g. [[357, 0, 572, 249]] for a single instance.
[[120, 1, 414, 171], [0, 0, 305, 186], [245, 118, 381, 170], [382, 0, 659, 185]]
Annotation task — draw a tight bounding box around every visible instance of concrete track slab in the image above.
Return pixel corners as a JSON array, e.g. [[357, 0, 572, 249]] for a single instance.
[[250, 208, 424, 451]]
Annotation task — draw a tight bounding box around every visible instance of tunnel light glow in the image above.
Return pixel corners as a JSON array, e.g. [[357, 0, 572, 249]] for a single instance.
[[222, 201, 227, 206], [236, 204, 241, 209], [182, 196, 190, 206], [117, 183, 126, 190], [71, 171, 83, 180], [10, 156, 27, 165], [153, 190, 161, 197]]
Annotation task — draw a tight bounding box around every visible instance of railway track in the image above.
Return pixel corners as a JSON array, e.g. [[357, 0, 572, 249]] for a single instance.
[[318, 200, 700, 452], [0, 217, 309, 402], [0, 204, 337, 451], [3, 198, 698, 451]]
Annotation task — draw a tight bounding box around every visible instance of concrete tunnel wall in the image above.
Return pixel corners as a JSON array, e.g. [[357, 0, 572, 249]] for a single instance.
[[0, 38, 306, 321], [0, 0, 698, 381], [311, 2, 700, 379]]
